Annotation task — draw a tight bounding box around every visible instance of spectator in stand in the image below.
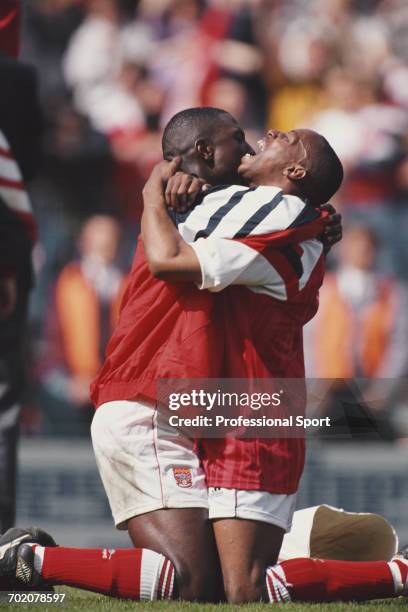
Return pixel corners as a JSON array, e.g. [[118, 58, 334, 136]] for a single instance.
[[205, 76, 262, 148], [307, 67, 408, 275], [22, 0, 84, 102], [37, 215, 126, 436], [308, 68, 407, 186], [63, 0, 153, 135], [142, 0, 232, 126], [26, 99, 115, 335], [304, 225, 408, 439]]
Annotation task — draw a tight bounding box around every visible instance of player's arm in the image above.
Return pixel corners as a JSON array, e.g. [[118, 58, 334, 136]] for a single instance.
[[142, 161, 324, 291], [190, 234, 301, 299], [164, 171, 343, 255], [141, 159, 203, 283], [142, 161, 266, 287]]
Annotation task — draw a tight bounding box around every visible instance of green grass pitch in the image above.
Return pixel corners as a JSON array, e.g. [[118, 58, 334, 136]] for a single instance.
[[1, 588, 406, 611]]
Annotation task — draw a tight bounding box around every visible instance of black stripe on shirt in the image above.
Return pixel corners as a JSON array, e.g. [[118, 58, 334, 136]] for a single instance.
[[168, 206, 195, 228], [288, 203, 320, 228], [168, 186, 231, 228], [278, 246, 304, 278], [233, 191, 283, 238], [194, 187, 251, 241]]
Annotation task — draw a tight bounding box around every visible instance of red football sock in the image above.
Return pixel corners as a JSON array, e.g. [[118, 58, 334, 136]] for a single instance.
[[266, 557, 408, 602], [31, 546, 175, 600]]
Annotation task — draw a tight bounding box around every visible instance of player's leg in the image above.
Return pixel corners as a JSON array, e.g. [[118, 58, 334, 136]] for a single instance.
[[211, 496, 405, 604], [0, 533, 176, 599], [265, 555, 408, 602], [1, 400, 221, 601], [213, 518, 283, 603], [209, 488, 295, 603], [210, 491, 407, 605], [3, 530, 408, 603], [280, 505, 398, 562], [212, 499, 403, 604], [127, 508, 220, 601], [91, 399, 221, 601]]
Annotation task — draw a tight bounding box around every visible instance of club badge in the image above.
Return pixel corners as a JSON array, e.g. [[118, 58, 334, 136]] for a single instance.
[[173, 467, 193, 488]]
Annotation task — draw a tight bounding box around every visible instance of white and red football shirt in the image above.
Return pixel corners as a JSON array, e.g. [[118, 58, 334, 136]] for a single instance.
[[175, 186, 325, 493]]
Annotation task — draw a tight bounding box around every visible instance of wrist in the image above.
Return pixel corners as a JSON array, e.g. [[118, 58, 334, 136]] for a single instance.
[[142, 186, 166, 208]]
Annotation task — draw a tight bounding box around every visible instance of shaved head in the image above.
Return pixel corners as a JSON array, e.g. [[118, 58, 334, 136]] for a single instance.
[[162, 107, 238, 159], [161, 107, 253, 185], [300, 129, 344, 205]]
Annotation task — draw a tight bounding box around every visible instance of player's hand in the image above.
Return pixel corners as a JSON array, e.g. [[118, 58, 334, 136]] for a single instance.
[[143, 157, 181, 198], [165, 172, 210, 212], [320, 203, 342, 254]]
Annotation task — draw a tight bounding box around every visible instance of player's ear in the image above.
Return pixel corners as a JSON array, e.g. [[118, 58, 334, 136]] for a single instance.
[[195, 138, 214, 162], [283, 164, 306, 181]]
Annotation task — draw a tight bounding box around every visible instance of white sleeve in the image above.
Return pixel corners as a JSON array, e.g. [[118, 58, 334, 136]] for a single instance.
[[191, 236, 283, 295], [177, 185, 307, 242], [191, 235, 324, 300]]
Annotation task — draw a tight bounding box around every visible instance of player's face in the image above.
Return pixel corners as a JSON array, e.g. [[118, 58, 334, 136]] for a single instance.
[[238, 129, 309, 185], [210, 120, 255, 184]]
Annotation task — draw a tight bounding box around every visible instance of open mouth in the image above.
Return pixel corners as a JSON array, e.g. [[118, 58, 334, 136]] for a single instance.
[[238, 152, 256, 173], [240, 152, 256, 165]]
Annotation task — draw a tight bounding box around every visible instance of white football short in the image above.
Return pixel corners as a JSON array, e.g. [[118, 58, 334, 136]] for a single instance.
[[91, 400, 296, 531]]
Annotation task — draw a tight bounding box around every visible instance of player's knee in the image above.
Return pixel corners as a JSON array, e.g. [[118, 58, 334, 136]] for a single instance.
[[223, 569, 265, 604], [175, 564, 217, 602], [224, 582, 263, 604]]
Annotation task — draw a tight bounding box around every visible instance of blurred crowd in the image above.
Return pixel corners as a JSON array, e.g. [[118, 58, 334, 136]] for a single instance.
[[16, 0, 408, 439]]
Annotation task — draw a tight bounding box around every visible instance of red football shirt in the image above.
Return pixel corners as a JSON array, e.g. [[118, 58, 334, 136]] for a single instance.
[[198, 252, 324, 493], [90, 239, 222, 406]]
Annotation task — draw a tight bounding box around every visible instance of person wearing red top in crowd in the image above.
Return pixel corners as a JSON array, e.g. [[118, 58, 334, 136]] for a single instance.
[[38, 215, 127, 436]]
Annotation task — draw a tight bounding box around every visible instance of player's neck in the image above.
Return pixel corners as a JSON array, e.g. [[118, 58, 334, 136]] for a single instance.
[[251, 178, 305, 201]]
